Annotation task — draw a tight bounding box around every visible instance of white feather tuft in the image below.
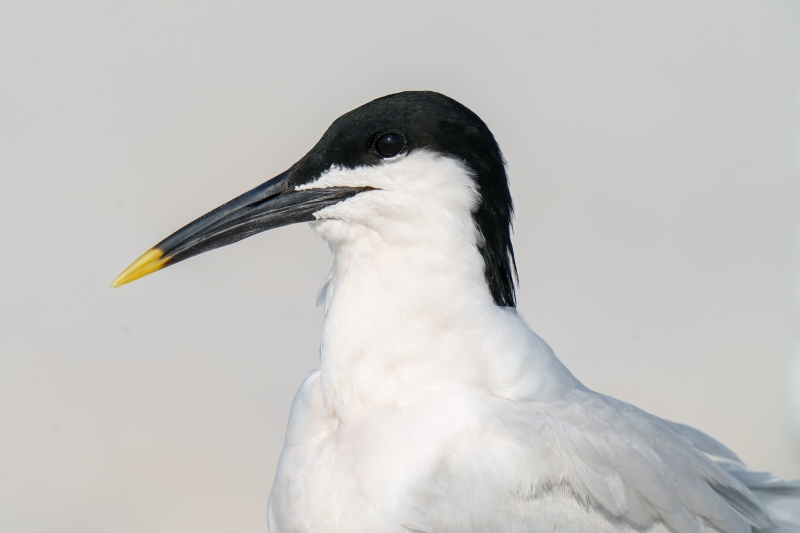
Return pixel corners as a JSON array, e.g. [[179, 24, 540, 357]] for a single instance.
[[266, 150, 800, 532]]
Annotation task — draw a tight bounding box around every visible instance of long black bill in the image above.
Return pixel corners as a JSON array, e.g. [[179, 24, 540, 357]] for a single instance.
[[111, 167, 367, 287]]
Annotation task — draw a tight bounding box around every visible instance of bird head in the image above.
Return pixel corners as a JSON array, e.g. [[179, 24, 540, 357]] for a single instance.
[[112, 91, 517, 306]]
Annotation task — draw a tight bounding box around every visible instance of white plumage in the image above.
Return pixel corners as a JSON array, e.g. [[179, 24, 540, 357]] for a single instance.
[[266, 151, 800, 532], [114, 92, 799, 532]]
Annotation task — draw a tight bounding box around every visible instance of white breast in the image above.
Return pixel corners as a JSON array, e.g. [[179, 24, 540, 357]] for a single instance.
[[265, 151, 792, 533]]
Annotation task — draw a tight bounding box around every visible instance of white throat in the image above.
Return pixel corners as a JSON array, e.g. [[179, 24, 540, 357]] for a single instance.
[[299, 151, 580, 420]]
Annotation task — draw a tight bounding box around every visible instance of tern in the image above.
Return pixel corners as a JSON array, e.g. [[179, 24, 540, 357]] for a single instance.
[[113, 91, 800, 532]]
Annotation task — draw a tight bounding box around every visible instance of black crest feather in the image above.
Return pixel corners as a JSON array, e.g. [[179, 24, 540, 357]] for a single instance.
[[290, 91, 518, 307]]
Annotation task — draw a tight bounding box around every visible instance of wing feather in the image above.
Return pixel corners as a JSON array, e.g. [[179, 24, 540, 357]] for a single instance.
[[495, 389, 777, 532]]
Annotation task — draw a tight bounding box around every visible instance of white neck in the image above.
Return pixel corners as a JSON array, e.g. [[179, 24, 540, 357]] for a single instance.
[[302, 151, 581, 420]]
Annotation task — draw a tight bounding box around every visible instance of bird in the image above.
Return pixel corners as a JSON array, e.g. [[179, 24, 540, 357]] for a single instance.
[[112, 91, 800, 533]]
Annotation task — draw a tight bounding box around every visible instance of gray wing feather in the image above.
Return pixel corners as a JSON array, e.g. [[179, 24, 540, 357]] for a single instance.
[[502, 390, 788, 532], [669, 422, 800, 532]]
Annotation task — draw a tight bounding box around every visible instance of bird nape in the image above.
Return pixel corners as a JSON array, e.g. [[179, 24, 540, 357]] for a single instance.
[[112, 91, 800, 533]]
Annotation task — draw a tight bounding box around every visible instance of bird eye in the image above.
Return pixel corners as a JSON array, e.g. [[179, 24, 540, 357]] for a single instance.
[[375, 133, 405, 158]]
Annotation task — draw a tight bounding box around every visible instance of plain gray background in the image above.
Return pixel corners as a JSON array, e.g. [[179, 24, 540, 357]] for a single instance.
[[2, 1, 799, 531]]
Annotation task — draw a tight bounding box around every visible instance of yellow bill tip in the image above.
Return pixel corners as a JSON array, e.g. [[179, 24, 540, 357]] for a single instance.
[[111, 248, 171, 288]]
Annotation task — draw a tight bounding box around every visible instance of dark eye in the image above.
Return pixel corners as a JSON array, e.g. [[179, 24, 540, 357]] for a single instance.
[[375, 133, 405, 158]]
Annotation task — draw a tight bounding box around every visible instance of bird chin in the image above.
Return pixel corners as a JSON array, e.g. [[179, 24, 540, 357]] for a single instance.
[[308, 217, 367, 247]]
